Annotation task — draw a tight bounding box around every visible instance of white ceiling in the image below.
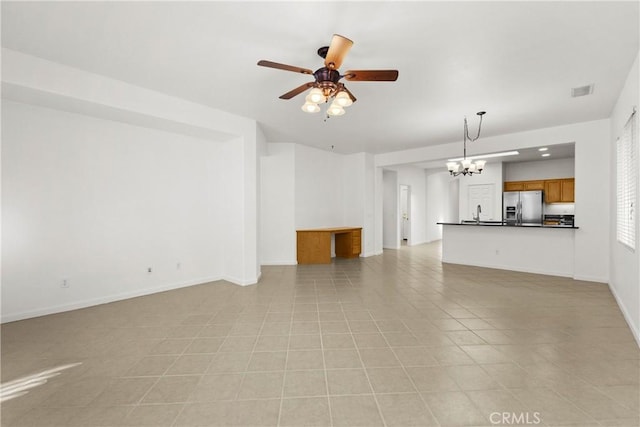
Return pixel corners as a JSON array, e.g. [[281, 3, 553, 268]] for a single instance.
[[1, 1, 638, 154]]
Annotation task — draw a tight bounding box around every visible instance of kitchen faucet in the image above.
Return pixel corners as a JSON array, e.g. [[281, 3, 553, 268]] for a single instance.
[[473, 204, 482, 224]]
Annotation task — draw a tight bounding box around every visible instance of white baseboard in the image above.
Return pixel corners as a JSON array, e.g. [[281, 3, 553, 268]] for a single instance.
[[572, 274, 609, 283], [608, 282, 640, 348], [441, 259, 573, 278], [261, 260, 297, 266], [1, 275, 223, 323]]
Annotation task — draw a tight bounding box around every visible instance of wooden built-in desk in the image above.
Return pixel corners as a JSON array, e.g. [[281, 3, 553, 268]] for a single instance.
[[296, 227, 362, 264]]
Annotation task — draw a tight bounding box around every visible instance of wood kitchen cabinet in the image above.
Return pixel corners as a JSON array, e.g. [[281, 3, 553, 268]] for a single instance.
[[544, 178, 574, 203], [504, 178, 575, 203], [504, 180, 544, 192], [523, 180, 545, 191], [504, 181, 524, 191]]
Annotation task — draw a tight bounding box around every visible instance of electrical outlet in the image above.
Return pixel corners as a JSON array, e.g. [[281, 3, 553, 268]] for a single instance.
[[61, 279, 69, 288], [147, 267, 152, 273], [495, 250, 500, 255], [177, 262, 181, 270]]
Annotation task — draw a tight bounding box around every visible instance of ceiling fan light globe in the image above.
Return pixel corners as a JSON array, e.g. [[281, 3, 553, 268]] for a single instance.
[[327, 104, 345, 116], [301, 102, 320, 113], [308, 88, 325, 104], [335, 91, 353, 107]]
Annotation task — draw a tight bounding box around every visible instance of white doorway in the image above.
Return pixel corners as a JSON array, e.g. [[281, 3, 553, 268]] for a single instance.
[[467, 184, 495, 220], [400, 185, 411, 245]]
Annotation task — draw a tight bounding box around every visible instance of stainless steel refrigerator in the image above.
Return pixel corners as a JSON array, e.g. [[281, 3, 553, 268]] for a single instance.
[[503, 191, 543, 225]]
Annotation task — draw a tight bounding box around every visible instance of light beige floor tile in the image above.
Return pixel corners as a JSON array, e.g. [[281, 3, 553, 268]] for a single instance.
[[237, 371, 284, 399], [122, 403, 183, 426], [66, 405, 133, 426], [207, 351, 251, 373], [189, 373, 244, 401], [326, 368, 372, 395], [321, 320, 350, 334], [291, 321, 320, 334], [330, 395, 384, 426], [289, 334, 322, 350], [91, 377, 158, 406], [217, 336, 256, 352], [184, 337, 224, 354], [175, 399, 280, 426], [247, 351, 287, 371], [406, 366, 460, 392], [394, 346, 440, 367], [368, 367, 416, 394], [376, 393, 439, 426], [444, 364, 502, 390], [283, 369, 327, 397], [166, 354, 214, 375], [286, 350, 325, 370], [322, 333, 356, 349], [280, 397, 331, 426], [126, 355, 177, 376], [141, 375, 200, 403], [358, 348, 401, 367], [323, 349, 363, 369], [421, 390, 490, 426], [148, 338, 191, 355], [4, 242, 639, 427]]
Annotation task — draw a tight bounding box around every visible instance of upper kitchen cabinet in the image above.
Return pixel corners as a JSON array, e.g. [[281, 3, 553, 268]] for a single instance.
[[544, 178, 574, 203], [503, 180, 545, 192]]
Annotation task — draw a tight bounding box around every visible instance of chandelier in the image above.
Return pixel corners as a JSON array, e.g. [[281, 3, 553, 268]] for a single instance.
[[447, 111, 487, 176], [301, 83, 353, 117]]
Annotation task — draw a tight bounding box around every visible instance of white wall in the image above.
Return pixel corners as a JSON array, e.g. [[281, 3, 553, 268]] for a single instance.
[[382, 170, 399, 249], [294, 145, 344, 229], [1, 49, 263, 322], [609, 50, 640, 344], [442, 225, 576, 278], [1, 101, 227, 321], [425, 170, 452, 242], [260, 143, 296, 265], [504, 157, 575, 181]]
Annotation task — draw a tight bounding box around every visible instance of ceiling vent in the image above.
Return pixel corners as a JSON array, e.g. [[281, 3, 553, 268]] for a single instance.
[[571, 84, 594, 97]]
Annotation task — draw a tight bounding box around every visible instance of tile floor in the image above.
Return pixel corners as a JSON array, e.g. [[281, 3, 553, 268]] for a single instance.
[[1, 242, 638, 426]]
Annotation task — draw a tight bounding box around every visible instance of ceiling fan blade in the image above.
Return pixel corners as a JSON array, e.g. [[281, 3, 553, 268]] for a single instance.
[[343, 70, 399, 81], [257, 60, 313, 75], [324, 34, 353, 70], [279, 82, 316, 100]]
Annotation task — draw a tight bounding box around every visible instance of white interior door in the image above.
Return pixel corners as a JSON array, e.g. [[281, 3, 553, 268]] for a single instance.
[[468, 184, 495, 220], [400, 185, 410, 241]]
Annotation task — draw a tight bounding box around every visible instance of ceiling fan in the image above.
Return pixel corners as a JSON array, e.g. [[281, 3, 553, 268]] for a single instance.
[[257, 34, 399, 116]]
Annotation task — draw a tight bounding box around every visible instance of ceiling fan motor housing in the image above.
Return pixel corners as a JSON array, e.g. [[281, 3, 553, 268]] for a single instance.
[[314, 68, 341, 96]]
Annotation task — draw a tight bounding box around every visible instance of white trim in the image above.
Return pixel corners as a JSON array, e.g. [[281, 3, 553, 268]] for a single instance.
[[572, 274, 610, 283], [608, 282, 640, 348], [1, 275, 223, 324], [261, 261, 297, 266]]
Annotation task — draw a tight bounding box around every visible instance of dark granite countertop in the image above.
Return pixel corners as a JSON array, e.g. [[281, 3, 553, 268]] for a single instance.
[[437, 222, 579, 229]]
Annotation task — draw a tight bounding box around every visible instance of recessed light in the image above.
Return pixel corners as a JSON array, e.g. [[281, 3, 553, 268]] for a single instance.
[[447, 150, 520, 162], [538, 147, 548, 151], [541, 153, 550, 157]]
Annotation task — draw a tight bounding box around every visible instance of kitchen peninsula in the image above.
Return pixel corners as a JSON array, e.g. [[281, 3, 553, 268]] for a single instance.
[[437, 222, 579, 278]]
